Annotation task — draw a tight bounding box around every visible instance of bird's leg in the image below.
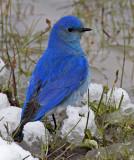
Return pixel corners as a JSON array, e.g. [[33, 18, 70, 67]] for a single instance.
[[52, 113, 57, 130], [12, 122, 25, 142]]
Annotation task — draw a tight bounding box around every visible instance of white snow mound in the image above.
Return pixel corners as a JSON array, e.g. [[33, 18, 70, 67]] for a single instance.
[[0, 106, 21, 139], [88, 83, 103, 102], [0, 137, 38, 160], [61, 105, 97, 144], [107, 87, 131, 108], [0, 106, 49, 146], [83, 83, 131, 109], [23, 121, 49, 147]]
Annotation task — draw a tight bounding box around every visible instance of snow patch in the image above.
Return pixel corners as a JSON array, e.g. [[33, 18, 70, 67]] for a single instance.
[[121, 103, 134, 115], [107, 87, 131, 108], [0, 137, 38, 160], [61, 105, 97, 144], [84, 83, 131, 109], [88, 83, 103, 102], [0, 106, 21, 139], [23, 121, 49, 147], [0, 106, 50, 148]]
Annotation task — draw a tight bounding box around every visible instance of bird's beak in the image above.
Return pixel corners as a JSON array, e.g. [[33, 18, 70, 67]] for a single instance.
[[79, 28, 92, 32], [68, 27, 92, 32]]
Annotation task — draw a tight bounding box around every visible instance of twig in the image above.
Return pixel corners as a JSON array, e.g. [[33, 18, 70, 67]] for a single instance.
[[66, 153, 78, 159], [120, 26, 126, 88], [64, 117, 82, 139], [96, 88, 105, 115], [6, 43, 18, 105], [101, 7, 112, 39], [54, 144, 72, 160], [118, 93, 124, 109], [85, 89, 90, 132], [22, 155, 30, 160], [47, 143, 66, 158], [22, 18, 51, 48], [0, 116, 4, 121], [0, 64, 6, 73]]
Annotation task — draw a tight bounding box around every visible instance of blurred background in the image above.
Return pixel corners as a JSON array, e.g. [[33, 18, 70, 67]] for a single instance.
[[0, 0, 134, 105]]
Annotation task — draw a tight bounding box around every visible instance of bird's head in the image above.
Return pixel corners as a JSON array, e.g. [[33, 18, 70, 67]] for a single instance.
[[48, 16, 92, 46]]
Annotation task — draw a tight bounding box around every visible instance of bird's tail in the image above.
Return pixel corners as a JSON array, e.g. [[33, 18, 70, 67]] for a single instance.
[[12, 123, 24, 142]]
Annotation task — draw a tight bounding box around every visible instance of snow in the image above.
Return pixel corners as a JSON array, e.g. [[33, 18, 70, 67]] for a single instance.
[[107, 87, 131, 108], [88, 83, 103, 102], [61, 83, 132, 143], [0, 93, 10, 110], [121, 103, 134, 115], [0, 106, 21, 139], [84, 83, 131, 109], [61, 105, 97, 144], [0, 83, 133, 157], [0, 137, 38, 160], [23, 121, 50, 147], [0, 101, 50, 158], [0, 105, 50, 147]]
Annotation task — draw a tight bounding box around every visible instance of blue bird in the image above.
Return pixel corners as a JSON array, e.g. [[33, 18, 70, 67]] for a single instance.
[[12, 15, 92, 142]]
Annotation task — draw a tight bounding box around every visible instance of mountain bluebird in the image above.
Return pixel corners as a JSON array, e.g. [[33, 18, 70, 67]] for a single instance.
[[13, 15, 92, 142]]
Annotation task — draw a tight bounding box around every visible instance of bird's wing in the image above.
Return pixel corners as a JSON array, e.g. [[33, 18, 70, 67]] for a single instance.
[[21, 55, 49, 122], [21, 55, 88, 122]]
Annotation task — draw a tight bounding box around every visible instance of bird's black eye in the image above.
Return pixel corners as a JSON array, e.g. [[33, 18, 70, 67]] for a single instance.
[[68, 28, 73, 32]]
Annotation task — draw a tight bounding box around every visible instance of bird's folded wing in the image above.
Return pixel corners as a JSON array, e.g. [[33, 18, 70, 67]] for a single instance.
[[21, 55, 88, 122]]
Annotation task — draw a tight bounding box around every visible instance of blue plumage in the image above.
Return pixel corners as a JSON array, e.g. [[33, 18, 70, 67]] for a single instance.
[[13, 15, 92, 142]]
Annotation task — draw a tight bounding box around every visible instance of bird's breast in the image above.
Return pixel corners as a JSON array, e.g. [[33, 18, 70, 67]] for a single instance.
[[47, 69, 90, 116], [61, 68, 90, 108]]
